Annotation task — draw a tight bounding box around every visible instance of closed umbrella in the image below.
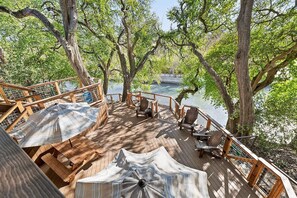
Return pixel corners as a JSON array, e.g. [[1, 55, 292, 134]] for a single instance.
[[11, 103, 99, 148], [75, 146, 210, 198]]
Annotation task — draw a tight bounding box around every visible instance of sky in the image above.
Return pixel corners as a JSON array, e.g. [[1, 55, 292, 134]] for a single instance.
[[151, 0, 179, 31]]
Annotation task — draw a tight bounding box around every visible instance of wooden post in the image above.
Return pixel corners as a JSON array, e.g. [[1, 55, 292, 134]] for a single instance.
[[247, 160, 264, 187], [22, 91, 33, 103], [54, 82, 61, 95], [110, 95, 113, 104], [16, 101, 28, 120], [154, 94, 156, 100], [119, 94, 122, 103], [169, 97, 172, 111], [222, 135, 233, 157], [33, 95, 45, 109], [180, 105, 184, 118], [151, 102, 155, 117], [206, 118, 212, 130], [0, 85, 10, 104], [96, 84, 103, 101], [267, 178, 284, 198], [22, 90, 33, 114], [69, 93, 77, 103], [175, 103, 179, 117], [126, 93, 131, 106]]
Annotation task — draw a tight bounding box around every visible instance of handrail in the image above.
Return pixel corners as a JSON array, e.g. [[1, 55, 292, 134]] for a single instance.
[[24, 82, 102, 107], [125, 91, 297, 198], [0, 82, 35, 92], [26, 77, 77, 89]]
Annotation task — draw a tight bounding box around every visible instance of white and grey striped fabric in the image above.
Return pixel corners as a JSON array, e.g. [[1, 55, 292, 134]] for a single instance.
[[75, 147, 209, 198], [11, 103, 99, 148]]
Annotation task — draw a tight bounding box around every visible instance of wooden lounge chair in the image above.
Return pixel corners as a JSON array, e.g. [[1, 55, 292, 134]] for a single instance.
[[194, 130, 223, 158], [178, 107, 199, 135], [136, 97, 150, 117]]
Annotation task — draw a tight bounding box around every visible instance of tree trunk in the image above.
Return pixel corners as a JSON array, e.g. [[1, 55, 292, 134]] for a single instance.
[[122, 76, 131, 102], [235, 0, 254, 135], [63, 41, 92, 86], [226, 116, 240, 135], [103, 71, 109, 95]]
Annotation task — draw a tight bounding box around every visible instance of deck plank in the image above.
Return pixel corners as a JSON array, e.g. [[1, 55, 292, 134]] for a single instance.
[[47, 103, 259, 198]]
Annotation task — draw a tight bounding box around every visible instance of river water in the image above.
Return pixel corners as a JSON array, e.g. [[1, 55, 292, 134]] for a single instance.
[[108, 82, 228, 126]]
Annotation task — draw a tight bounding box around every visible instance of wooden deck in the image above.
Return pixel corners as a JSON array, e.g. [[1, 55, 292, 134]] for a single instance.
[[44, 103, 259, 198]]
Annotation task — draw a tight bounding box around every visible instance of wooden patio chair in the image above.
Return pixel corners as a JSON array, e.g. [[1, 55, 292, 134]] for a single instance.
[[194, 130, 223, 158], [136, 97, 149, 117], [178, 107, 199, 135]]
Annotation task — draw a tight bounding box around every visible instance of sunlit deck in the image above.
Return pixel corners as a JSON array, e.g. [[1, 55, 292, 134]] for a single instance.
[[45, 103, 258, 198]]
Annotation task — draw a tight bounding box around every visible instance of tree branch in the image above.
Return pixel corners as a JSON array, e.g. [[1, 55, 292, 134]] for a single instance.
[[0, 6, 66, 46]]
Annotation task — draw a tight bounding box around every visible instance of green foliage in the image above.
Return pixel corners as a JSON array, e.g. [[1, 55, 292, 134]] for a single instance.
[[0, 0, 75, 85]]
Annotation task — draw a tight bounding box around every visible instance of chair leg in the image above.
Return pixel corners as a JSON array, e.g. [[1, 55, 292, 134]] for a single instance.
[[198, 150, 204, 158]]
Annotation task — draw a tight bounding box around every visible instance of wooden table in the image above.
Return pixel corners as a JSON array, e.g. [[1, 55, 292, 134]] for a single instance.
[[0, 127, 63, 198]]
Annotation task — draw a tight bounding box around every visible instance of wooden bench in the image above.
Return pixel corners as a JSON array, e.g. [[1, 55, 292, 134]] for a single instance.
[[42, 151, 99, 183], [42, 153, 74, 183]]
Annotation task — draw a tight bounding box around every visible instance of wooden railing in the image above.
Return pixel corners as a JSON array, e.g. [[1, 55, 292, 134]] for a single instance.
[[125, 91, 296, 198], [0, 78, 106, 133], [0, 82, 36, 104]]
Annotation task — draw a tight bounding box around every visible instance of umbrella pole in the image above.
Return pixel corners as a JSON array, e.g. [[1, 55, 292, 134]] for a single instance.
[[69, 139, 73, 147]]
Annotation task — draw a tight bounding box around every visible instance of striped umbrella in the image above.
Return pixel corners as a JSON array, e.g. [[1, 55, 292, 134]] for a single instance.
[[75, 147, 210, 198], [11, 103, 99, 148]]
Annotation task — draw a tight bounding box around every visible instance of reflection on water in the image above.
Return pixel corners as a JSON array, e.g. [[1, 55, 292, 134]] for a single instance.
[[108, 83, 228, 126]]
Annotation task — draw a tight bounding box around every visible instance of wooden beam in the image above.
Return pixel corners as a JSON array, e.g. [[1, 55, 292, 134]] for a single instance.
[[226, 154, 257, 164], [0, 82, 34, 92], [0, 103, 18, 123], [0, 85, 10, 104], [6, 109, 28, 133]]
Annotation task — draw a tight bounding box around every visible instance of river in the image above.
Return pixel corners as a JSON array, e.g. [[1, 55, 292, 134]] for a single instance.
[[107, 82, 228, 126]]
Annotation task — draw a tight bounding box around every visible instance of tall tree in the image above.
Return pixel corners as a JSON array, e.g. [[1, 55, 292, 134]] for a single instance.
[[115, 0, 162, 101], [168, 0, 296, 135], [234, 0, 254, 133], [0, 0, 92, 86]]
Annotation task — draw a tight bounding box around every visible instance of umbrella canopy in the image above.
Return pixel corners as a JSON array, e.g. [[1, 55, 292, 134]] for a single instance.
[[75, 147, 210, 198], [11, 103, 99, 148]]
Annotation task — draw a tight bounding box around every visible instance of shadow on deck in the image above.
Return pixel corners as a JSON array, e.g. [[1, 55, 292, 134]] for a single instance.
[[46, 103, 258, 198]]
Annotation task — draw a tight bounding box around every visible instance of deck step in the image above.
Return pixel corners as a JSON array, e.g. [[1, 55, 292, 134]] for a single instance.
[[41, 153, 73, 183]]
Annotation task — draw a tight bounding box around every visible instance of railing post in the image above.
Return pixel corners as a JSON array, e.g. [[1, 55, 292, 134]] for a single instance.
[[267, 178, 284, 198], [0, 85, 10, 104], [119, 94, 122, 102], [175, 103, 179, 117], [206, 118, 212, 130], [16, 101, 28, 121], [247, 159, 265, 187], [126, 93, 132, 107], [154, 94, 156, 100], [69, 93, 77, 103], [169, 97, 172, 111], [110, 95, 113, 104], [54, 82, 61, 95], [32, 95, 45, 109], [222, 135, 233, 157], [22, 90, 33, 114]]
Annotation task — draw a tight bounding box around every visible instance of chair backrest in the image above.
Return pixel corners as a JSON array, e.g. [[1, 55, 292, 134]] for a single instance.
[[139, 97, 149, 111], [207, 131, 223, 146], [184, 107, 198, 124]]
